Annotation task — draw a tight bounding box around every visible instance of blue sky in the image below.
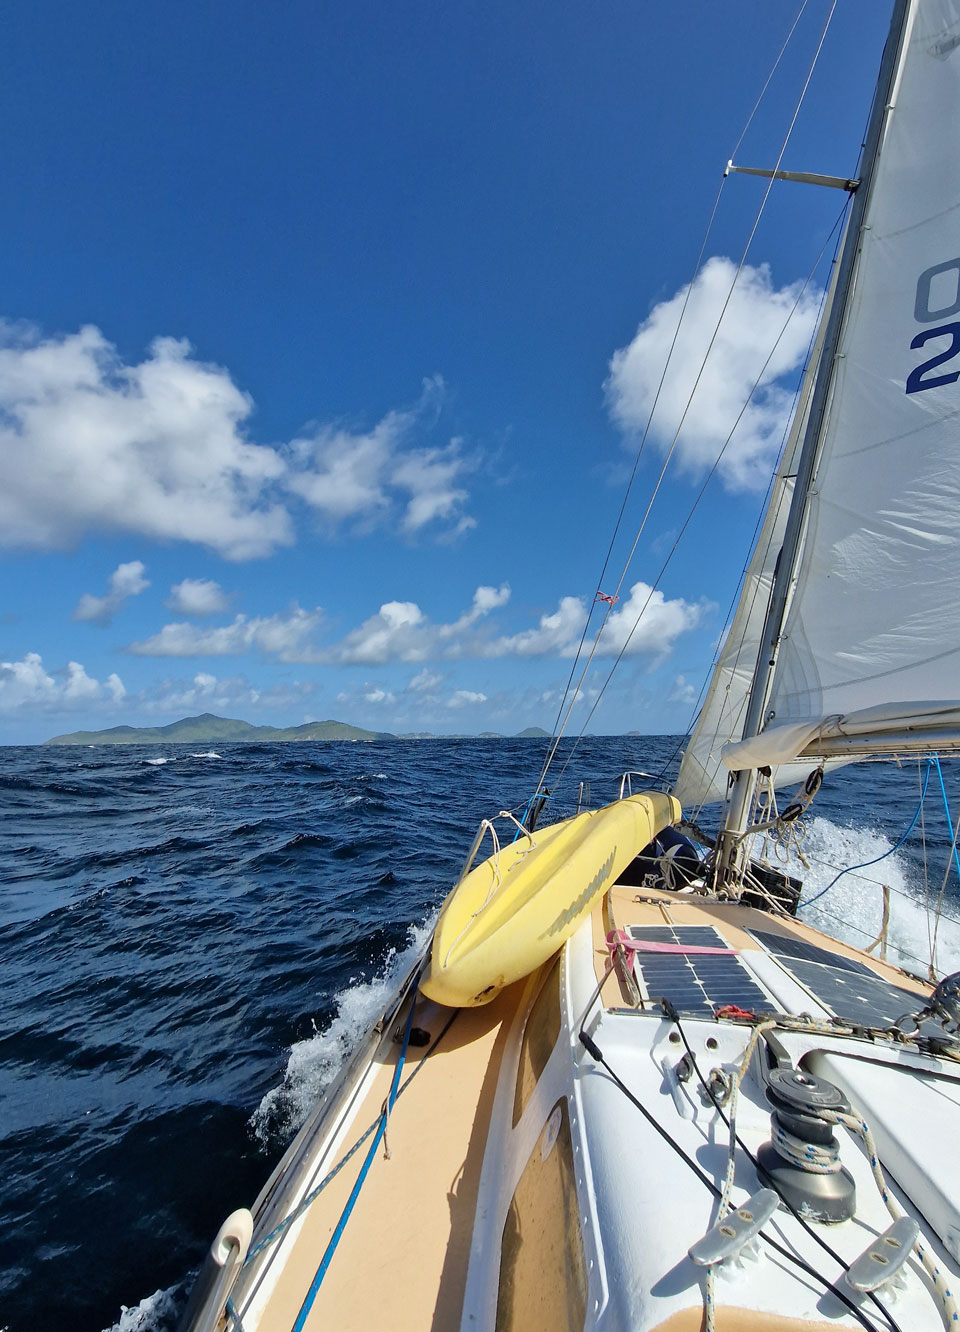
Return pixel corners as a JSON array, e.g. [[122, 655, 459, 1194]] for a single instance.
[[0, 1, 891, 743]]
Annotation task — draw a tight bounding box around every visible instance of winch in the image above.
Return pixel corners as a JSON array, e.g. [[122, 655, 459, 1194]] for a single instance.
[[756, 1067, 856, 1223]]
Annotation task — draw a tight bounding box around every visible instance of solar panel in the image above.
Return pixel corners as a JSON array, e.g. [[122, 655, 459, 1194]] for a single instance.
[[626, 924, 771, 1018], [748, 929, 876, 977], [748, 928, 924, 1029], [785, 959, 924, 1029]]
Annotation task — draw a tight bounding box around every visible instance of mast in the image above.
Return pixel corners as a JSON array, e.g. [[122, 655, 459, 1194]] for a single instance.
[[713, 0, 912, 888]]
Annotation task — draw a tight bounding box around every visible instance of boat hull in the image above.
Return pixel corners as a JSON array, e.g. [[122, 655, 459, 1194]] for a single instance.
[[419, 790, 680, 1007]]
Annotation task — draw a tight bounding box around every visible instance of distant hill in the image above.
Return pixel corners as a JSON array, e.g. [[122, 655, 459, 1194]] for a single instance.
[[43, 713, 387, 746], [42, 713, 556, 746]]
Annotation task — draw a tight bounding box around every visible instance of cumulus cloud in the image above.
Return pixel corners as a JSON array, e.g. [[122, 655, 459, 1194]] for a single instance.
[[669, 674, 698, 706], [166, 578, 229, 617], [363, 688, 395, 705], [127, 605, 323, 660], [312, 583, 511, 666], [606, 257, 821, 491], [284, 376, 475, 537], [447, 689, 487, 708], [0, 652, 126, 714], [137, 671, 321, 717], [73, 560, 150, 625], [407, 668, 444, 692], [125, 579, 702, 666], [488, 582, 706, 659], [0, 326, 290, 559], [0, 327, 476, 559]]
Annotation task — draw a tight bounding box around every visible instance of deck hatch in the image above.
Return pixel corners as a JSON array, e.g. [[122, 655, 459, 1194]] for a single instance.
[[625, 924, 771, 1017]]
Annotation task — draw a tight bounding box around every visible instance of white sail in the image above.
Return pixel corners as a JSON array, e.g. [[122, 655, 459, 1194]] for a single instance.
[[673, 272, 837, 812], [764, 0, 960, 737]]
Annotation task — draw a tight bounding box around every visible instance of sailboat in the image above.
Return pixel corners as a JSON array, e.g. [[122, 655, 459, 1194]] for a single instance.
[[177, 2, 960, 1329]]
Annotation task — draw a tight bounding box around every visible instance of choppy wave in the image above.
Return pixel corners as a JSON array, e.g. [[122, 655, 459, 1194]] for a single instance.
[[2, 737, 958, 1332], [251, 919, 435, 1146], [793, 815, 960, 979]]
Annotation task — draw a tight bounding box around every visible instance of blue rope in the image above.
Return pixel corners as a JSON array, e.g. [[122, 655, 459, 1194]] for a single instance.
[[801, 758, 934, 908], [933, 755, 960, 885], [291, 996, 417, 1332], [512, 789, 551, 841]]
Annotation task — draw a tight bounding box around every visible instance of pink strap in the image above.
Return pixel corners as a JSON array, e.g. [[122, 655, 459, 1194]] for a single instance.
[[605, 928, 735, 961]]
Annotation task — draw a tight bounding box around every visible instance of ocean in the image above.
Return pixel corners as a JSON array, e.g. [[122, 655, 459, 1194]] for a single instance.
[[2, 736, 959, 1332]]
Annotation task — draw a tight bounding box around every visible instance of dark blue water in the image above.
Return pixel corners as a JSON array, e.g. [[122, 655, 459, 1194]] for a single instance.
[[2, 738, 958, 1332]]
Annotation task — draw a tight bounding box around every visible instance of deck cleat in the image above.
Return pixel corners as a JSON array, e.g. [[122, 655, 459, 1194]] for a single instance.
[[844, 1217, 919, 1295], [688, 1189, 780, 1271]]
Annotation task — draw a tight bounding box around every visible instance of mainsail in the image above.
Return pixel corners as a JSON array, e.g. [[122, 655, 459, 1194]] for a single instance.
[[678, 0, 960, 807]]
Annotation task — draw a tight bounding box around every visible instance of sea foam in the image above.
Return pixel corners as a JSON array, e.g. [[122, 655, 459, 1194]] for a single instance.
[[250, 919, 435, 1148], [772, 815, 960, 980], [102, 1284, 181, 1332]]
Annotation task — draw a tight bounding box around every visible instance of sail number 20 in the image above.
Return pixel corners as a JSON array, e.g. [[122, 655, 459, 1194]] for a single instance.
[[906, 258, 960, 393]]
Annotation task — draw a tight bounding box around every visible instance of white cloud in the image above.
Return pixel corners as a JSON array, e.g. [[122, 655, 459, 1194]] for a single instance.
[[125, 579, 701, 668], [0, 328, 477, 558], [73, 560, 150, 625], [166, 578, 229, 617], [0, 652, 126, 714], [0, 326, 290, 559], [363, 688, 395, 705], [407, 668, 443, 692], [138, 672, 316, 716], [318, 584, 510, 665], [284, 376, 475, 537], [447, 689, 487, 708], [669, 673, 698, 706], [606, 257, 821, 491], [127, 605, 323, 660], [489, 595, 587, 658], [488, 582, 705, 659]]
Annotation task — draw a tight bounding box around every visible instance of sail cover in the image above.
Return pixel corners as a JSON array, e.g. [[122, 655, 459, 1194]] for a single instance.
[[766, 0, 960, 732]]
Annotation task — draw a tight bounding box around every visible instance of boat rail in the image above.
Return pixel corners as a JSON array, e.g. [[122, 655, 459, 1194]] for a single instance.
[[619, 769, 671, 797]]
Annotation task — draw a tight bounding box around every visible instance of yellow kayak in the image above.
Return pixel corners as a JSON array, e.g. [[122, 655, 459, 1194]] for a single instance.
[[420, 790, 680, 1007]]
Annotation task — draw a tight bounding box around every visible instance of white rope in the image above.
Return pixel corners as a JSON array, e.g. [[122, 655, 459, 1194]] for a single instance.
[[705, 1020, 775, 1331], [823, 1106, 959, 1330]]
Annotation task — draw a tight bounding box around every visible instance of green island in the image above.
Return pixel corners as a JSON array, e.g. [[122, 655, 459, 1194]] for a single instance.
[[42, 713, 551, 745]]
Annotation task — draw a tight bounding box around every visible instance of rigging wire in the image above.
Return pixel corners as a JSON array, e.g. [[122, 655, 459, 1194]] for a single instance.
[[549, 204, 846, 794], [534, 0, 815, 795], [538, 0, 839, 795]]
